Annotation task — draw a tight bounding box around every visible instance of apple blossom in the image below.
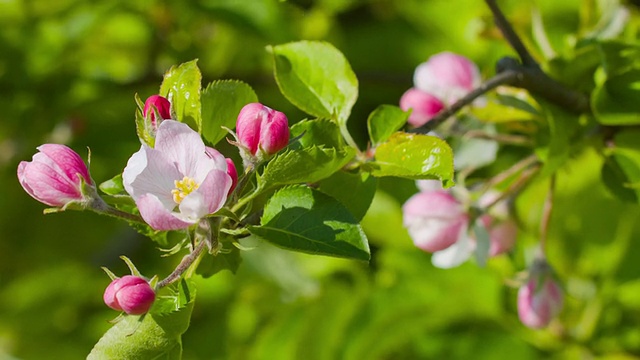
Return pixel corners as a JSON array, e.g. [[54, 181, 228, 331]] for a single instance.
[[400, 88, 446, 127], [235, 103, 289, 164], [143, 95, 171, 127], [123, 120, 232, 230], [403, 190, 469, 253], [518, 260, 564, 328], [413, 51, 481, 104], [104, 275, 156, 315], [18, 144, 94, 208]]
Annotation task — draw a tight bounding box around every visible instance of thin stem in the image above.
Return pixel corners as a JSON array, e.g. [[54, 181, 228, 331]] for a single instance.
[[89, 196, 145, 224], [485, 0, 540, 69], [483, 164, 540, 211], [539, 175, 556, 252], [462, 130, 534, 147], [340, 124, 362, 154], [482, 154, 539, 191], [409, 70, 520, 134], [156, 240, 207, 289]]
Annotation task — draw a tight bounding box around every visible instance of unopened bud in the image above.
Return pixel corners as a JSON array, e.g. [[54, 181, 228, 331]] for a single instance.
[[400, 88, 445, 127], [236, 103, 289, 163], [18, 144, 94, 208], [143, 95, 172, 127], [103, 275, 155, 315], [517, 260, 563, 328], [403, 190, 469, 252], [414, 52, 480, 104]]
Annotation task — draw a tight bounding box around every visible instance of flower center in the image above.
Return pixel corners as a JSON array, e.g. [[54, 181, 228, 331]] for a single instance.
[[171, 176, 199, 204]]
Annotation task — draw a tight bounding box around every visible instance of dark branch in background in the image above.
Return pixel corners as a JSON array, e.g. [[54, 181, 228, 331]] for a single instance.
[[409, 0, 591, 134]]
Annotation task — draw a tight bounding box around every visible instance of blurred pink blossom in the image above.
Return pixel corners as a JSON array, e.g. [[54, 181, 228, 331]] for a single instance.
[[518, 261, 564, 328]]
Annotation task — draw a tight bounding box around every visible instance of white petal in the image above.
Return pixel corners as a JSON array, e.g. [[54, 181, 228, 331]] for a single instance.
[[123, 145, 180, 209], [154, 120, 207, 178], [431, 228, 475, 269]]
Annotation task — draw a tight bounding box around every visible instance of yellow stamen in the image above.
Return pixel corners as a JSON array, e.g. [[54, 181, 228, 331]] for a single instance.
[[171, 176, 199, 204]]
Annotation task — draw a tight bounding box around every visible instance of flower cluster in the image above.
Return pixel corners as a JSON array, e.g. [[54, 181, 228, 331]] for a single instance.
[[17, 95, 290, 315], [402, 181, 516, 269], [400, 52, 481, 127]]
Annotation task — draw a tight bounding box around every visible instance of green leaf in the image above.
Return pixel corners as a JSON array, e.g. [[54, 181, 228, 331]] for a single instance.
[[290, 118, 346, 149], [134, 93, 156, 147], [196, 245, 242, 278], [269, 41, 358, 123], [159, 60, 202, 131], [88, 281, 196, 360], [367, 105, 410, 145], [603, 129, 640, 202], [368, 132, 454, 187], [201, 80, 258, 145], [318, 171, 377, 221], [592, 69, 640, 125], [248, 185, 370, 260], [535, 101, 579, 177], [99, 174, 125, 195], [471, 92, 541, 123], [259, 146, 355, 188]]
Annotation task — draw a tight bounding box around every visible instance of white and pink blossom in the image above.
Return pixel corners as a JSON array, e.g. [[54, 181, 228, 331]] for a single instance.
[[123, 120, 232, 230], [399, 88, 445, 127], [413, 51, 481, 104]]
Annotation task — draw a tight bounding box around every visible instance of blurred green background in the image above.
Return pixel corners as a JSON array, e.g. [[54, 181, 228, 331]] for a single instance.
[[2, 0, 640, 358]]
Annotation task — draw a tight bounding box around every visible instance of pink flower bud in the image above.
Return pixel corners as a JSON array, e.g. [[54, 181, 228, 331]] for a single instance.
[[143, 95, 171, 127], [226, 158, 238, 195], [518, 262, 563, 329], [400, 88, 445, 128], [18, 144, 93, 207], [403, 191, 469, 252], [236, 103, 290, 159], [414, 52, 480, 104], [103, 275, 155, 315]]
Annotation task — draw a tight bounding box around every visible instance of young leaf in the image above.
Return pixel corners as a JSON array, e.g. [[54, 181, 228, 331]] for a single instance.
[[159, 60, 202, 131], [196, 245, 242, 278], [88, 281, 196, 360], [318, 171, 377, 221], [367, 105, 410, 146], [201, 80, 258, 145], [99, 174, 125, 195], [602, 128, 640, 202], [290, 118, 346, 149], [259, 146, 356, 188], [367, 132, 454, 187], [269, 41, 358, 124], [248, 185, 370, 260]]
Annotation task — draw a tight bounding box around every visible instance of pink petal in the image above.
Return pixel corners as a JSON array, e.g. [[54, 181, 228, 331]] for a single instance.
[[123, 145, 180, 209], [400, 88, 445, 127], [19, 161, 82, 206], [37, 144, 91, 185], [136, 193, 195, 230], [236, 103, 266, 155], [154, 120, 207, 178], [179, 169, 231, 219]]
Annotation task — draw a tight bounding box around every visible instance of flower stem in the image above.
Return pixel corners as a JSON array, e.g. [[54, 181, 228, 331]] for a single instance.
[[482, 163, 541, 211], [539, 175, 556, 252], [88, 196, 145, 224], [156, 240, 207, 289]]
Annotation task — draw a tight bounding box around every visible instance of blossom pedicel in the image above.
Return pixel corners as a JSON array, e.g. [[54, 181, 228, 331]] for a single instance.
[[18, 144, 94, 207], [103, 275, 156, 315], [123, 120, 232, 230], [517, 259, 564, 328], [235, 103, 289, 164]]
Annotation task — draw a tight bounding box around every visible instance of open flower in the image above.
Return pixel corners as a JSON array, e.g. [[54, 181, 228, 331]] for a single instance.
[[123, 120, 232, 230], [18, 144, 94, 208]]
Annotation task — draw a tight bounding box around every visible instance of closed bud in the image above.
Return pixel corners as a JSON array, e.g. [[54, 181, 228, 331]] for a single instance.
[[518, 260, 563, 328], [103, 275, 155, 315], [400, 88, 445, 127], [403, 190, 469, 252], [236, 103, 289, 164], [18, 144, 94, 208], [143, 95, 171, 127], [414, 52, 480, 104]]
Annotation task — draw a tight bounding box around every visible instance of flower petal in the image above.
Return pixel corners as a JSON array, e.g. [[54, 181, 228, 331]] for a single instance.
[[431, 227, 475, 269], [154, 120, 209, 178], [19, 161, 82, 206], [179, 169, 231, 219], [123, 145, 180, 209], [37, 144, 91, 185], [136, 193, 195, 230]]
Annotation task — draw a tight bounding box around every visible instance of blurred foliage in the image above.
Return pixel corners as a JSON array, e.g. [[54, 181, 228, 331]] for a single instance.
[[2, 0, 640, 359]]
